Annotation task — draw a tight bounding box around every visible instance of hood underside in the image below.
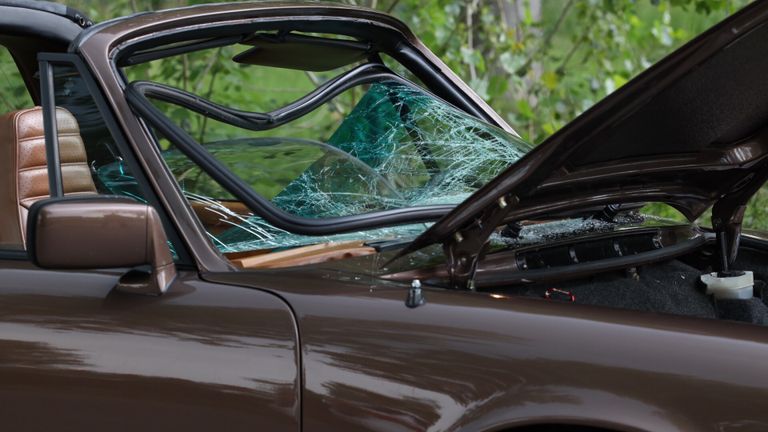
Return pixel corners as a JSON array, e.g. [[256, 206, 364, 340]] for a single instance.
[[397, 0, 768, 258]]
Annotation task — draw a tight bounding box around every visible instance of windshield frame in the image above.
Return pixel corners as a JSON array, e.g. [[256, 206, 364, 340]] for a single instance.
[[125, 66, 459, 236], [124, 56, 531, 237], [76, 5, 527, 271]]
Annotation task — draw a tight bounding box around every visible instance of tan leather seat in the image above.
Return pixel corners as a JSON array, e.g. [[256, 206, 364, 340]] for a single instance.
[[0, 107, 97, 248]]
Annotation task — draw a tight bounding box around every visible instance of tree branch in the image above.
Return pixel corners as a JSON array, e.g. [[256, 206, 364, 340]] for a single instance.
[[198, 67, 220, 144], [386, 0, 401, 14], [539, 0, 574, 54], [558, 33, 585, 72], [194, 47, 223, 94], [512, 0, 574, 77], [182, 54, 189, 92], [466, 0, 480, 82]]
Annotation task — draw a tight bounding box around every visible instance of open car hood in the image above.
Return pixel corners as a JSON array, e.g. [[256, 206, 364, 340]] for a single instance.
[[395, 0, 768, 268]]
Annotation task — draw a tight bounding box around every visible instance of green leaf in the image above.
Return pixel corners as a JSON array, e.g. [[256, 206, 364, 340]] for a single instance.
[[542, 71, 559, 90], [517, 99, 534, 119]]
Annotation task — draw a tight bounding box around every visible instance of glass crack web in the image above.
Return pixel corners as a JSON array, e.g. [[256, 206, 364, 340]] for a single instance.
[[187, 191, 433, 252], [271, 80, 532, 216], [211, 80, 530, 251]]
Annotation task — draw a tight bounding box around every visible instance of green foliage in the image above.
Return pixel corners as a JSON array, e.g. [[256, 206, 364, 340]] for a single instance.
[[0, 48, 31, 110], [61, 0, 750, 142], [385, 0, 749, 144]]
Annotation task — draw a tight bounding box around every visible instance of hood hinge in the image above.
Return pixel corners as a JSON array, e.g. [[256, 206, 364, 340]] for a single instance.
[[444, 195, 517, 290], [711, 202, 745, 273], [711, 164, 768, 272]]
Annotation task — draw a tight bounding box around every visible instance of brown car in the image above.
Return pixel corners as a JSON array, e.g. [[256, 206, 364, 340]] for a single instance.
[[1, 0, 768, 431]]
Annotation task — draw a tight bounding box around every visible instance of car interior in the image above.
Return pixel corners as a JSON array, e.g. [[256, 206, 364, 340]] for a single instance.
[[0, 17, 98, 250]]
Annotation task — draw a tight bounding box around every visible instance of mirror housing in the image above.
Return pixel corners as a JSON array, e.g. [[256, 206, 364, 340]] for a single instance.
[[28, 196, 176, 296]]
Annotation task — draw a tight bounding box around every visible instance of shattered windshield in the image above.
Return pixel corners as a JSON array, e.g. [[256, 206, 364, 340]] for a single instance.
[[110, 56, 530, 253], [288, 80, 530, 213], [196, 80, 531, 219]]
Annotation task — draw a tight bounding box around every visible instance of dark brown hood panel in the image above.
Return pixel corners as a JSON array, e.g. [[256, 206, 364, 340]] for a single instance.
[[399, 0, 768, 256], [572, 20, 768, 167], [203, 269, 768, 432]]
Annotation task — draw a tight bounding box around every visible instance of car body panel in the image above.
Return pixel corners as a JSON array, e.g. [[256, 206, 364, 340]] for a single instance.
[[206, 268, 768, 432], [0, 1, 767, 431], [0, 261, 300, 431]]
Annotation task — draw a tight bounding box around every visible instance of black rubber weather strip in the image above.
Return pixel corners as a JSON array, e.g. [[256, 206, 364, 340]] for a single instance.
[[125, 65, 455, 236]]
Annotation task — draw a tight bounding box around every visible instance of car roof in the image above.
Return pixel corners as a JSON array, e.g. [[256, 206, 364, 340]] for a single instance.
[[0, 0, 89, 44], [0, 1, 94, 103], [71, 1, 413, 54]]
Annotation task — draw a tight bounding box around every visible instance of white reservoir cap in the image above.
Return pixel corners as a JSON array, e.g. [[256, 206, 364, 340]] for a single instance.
[[700, 271, 754, 300]]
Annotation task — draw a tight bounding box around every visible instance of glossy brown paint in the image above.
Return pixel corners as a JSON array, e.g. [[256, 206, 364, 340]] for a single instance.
[[207, 267, 768, 432], [3, 2, 768, 432], [30, 198, 176, 295], [32, 199, 160, 267], [0, 262, 300, 431]]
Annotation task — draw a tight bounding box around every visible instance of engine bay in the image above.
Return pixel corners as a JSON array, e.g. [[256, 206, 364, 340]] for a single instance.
[[486, 229, 768, 326], [492, 250, 768, 326], [380, 213, 768, 326]]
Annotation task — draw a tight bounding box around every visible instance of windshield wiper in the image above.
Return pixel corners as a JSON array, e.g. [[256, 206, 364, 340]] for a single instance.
[[592, 204, 623, 223]]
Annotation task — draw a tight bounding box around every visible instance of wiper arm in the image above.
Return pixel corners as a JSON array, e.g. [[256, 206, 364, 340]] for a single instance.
[[592, 204, 623, 223]]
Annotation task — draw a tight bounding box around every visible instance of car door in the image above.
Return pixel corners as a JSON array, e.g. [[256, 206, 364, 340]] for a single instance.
[[0, 54, 300, 432]]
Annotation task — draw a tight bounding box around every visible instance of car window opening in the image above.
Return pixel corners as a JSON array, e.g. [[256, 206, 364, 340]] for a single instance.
[[114, 38, 531, 265]]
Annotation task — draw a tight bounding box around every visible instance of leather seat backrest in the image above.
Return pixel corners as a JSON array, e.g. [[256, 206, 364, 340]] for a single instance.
[[0, 107, 97, 248]]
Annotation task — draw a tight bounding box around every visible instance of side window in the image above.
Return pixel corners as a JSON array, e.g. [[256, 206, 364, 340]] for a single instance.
[[49, 63, 139, 199], [44, 60, 184, 261], [0, 47, 37, 250], [44, 61, 185, 261], [42, 63, 143, 229]]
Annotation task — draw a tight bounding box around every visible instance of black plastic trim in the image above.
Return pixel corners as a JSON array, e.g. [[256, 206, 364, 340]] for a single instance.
[[0, 0, 91, 27], [477, 233, 708, 287], [393, 42, 489, 122], [120, 34, 245, 67], [125, 79, 454, 236], [108, 16, 501, 127], [131, 62, 408, 131], [37, 58, 62, 197], [740, 234, 768, 251], [0, 7, 80, 47], [0, 249, 29, 261]]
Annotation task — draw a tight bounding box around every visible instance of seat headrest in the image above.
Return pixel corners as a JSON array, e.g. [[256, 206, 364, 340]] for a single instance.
[[0, 107, 97, 248]]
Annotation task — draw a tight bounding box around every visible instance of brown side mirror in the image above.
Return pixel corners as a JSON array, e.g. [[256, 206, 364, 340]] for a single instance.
[[28, 196, 176, 296]]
